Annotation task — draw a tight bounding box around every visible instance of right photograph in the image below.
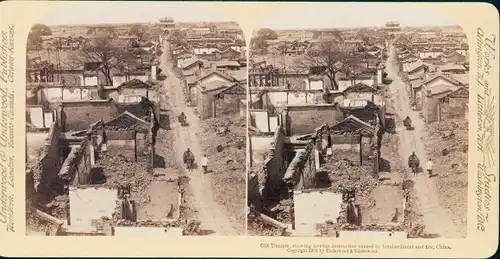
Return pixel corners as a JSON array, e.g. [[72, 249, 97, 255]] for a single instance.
[[246, 4, 469, 238]]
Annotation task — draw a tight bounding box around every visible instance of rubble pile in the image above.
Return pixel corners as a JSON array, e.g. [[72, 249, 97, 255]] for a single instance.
[[95, 152, 154, 204], [422, 119, 468, 235], [247, 214, 283, 236], [405, 224, 438, 238], [323, 159, 379, 199], [199, 114, 246, 233], [45, 195, 69, 220], [316, 221, 405, 237], [115, 219, 182, 228], [274, 199, 294, 224], [25, 213, 59, 236]]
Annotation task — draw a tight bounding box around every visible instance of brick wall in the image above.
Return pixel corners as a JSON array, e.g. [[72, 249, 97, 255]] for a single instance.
[[247, 172, 262, 208], [59, 137, 92, 186], [285, 105, 342, 136], [61, 100, 115, 131], [214, 93, 245, 117], [342, 109, 377, 123], [106, 130, 137, 160], [262, 127, 287, 198], [29, 122, 63, 198], [198, 90, 212, 119], [283, 140, 316, 190], [136, 132, 147, 155], [439, 97, 468, 120]]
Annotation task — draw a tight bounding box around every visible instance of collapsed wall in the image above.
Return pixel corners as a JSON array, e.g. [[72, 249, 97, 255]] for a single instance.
[[279, 120, 401, 235], [247, 125, 287, 208], [27, 122, 63, 202]]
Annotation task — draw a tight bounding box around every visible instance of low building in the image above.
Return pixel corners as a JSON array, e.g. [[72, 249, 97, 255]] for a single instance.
[[411, 73, 463, 112], [196, 81, 246, 119], [436, 87, 469, 122]]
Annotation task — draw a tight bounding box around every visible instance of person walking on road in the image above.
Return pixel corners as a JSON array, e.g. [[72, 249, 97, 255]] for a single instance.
[[426, 158, 433, 178], [201, 155, 209, 174]]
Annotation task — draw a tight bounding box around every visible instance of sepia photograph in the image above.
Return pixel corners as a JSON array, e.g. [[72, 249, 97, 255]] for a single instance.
[[0, 0, 498, 257], [247, 4, 469, 238], [24, 2, 247, 236]]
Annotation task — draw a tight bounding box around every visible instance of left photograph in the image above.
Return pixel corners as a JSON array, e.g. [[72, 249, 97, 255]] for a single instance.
[[25, 2, 247, 236]]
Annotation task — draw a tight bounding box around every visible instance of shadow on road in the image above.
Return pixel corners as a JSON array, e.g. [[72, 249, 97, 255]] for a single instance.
[[379, 158, 392, 172], [197, 229, 216, 236], [90, 167, 106, 184], [203, 170, 214, 174], [384, 117, 397, 134], [153, 154, 166, 168], [159, 113, 171, 130]]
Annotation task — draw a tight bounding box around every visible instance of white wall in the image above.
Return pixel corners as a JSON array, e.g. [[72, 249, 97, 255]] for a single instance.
[[44, 112, 54, 127], [29, 106, 44, 128], [41, 88, 62, 102], [419, 51, 443, 59], [113, 76, 127, 87], [84, 76, 98, 86], [269, 116, 279, 132], [252, 110, 269, 132], [293, 190, 342, 234], [288, 92, 307, 105], [151, 65, 157, 81], [69, 187, 118, 230], [267, 92, 288, 107], [62, 88, 82, 101], [130, 75, 148, 82], [309, 80, 323, 90], [346, 92, 374, 102], [250, 135, 274, 165]]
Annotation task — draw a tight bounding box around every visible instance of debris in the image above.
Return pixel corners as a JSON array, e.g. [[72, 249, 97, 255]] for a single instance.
[[199, 114, 246, 233]]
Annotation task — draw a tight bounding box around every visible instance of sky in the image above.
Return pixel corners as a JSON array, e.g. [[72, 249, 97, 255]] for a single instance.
[[257, 3, 459, 29], [39, 2, 233, 25], [38, 2, 459, 28]]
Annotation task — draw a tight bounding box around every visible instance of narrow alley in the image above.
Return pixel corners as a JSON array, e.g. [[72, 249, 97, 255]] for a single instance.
[[157, 40, 237, 235], [385, 42, 461, 238]]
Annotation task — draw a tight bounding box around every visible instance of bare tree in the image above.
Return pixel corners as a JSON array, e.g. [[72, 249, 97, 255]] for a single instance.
[[130, 24, 150, 42], [73, 35, 130, 85], [302, 40, 352, 90]]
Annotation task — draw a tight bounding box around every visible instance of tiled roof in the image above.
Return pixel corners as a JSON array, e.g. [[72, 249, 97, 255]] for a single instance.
[[200, 80, 231, 92], [421, 73, 461, 86], [407, 61, 433, 73], [104, 111, 149, 130], [343, 83, 374, 93], [329, 115, 375, 136], [439, 64, 466, 71], [450, 73, 470, 85], [423, 84, 456, 96], [117, 79, 150, 89]]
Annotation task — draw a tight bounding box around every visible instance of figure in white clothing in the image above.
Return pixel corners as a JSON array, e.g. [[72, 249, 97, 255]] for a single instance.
[[201, 155, 209, 174], [426, 158, 433, 177], [326, 147, 333, 157]]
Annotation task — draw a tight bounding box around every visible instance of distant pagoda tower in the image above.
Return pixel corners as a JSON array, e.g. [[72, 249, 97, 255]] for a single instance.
[[384, 21, 401, 35], [159, 16, 176, 29]]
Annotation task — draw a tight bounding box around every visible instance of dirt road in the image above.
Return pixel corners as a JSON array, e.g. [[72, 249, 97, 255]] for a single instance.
[[385, 44, 462, 238], [157, 40, 237, 235]]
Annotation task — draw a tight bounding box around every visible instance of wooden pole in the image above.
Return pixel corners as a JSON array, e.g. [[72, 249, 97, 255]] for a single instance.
[[35, 209, 64, 226]]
